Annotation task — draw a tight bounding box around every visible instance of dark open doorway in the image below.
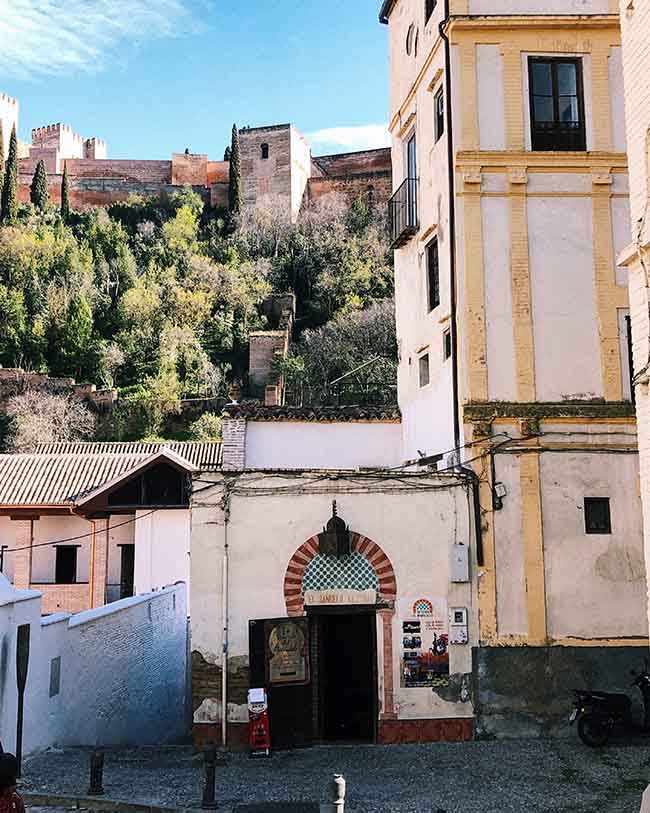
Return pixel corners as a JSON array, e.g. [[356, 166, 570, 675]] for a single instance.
[[317, 611, 377, 743]]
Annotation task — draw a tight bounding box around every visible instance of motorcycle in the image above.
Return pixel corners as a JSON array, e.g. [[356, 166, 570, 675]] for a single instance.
[[570, 660, 650, 747]]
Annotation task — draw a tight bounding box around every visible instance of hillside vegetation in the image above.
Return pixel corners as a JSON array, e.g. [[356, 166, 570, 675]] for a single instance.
[[0, 190, 396, 440]]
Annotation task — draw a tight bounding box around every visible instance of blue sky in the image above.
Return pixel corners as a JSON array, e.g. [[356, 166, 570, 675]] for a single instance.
[[0, 0, 389, 159]]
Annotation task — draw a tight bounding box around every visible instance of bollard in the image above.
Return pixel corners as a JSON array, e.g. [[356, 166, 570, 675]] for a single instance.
[[87, 749, 105, 796], [201, 744, 218, 810], [320, 774, 346, 813]]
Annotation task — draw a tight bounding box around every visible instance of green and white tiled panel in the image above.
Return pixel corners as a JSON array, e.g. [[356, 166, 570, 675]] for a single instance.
[[301, 552, 379, 594]]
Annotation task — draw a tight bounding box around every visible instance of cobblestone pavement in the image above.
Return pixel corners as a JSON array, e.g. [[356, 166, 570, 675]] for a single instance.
[[21, 739, 650, 813]]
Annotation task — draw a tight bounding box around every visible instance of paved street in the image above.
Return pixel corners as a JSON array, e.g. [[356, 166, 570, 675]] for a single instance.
[[20, 740, 650, 813]]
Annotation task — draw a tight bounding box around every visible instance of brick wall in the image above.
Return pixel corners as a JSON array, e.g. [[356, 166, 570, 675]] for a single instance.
[[171, 153, 208, 186], [221, 418, 247, 471], [308, 172, 392, 207]]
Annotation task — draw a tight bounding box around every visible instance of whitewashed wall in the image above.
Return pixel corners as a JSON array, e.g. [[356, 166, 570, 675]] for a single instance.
[[134, 509, 191, 606], [0, 578, 187, 755], [191, 472, 475, 727], [245, 421, 403, 470]]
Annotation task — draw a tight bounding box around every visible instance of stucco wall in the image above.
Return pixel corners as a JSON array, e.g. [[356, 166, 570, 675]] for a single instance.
[[491, 442, 648, 641], [0, 582, 187, 755], [244, 421, 403, 469], [134, 509, 190, 606], [191, 472, 475, 730]]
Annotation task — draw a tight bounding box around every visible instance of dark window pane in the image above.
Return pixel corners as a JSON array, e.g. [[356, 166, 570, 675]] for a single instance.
[[55, 546, 78, 584], [419, 354, 430, 387], [532, 62, 552, 95], [427, 238, 440, 311], [533, 96, 554, 122], [584, 497, 612, 534], [557, 63, 577, 95], [443, 330, 452, 360], [559, 96, 579, 123]]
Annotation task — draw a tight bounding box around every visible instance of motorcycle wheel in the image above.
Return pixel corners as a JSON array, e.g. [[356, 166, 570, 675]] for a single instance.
[[577, 713, 610, 747]]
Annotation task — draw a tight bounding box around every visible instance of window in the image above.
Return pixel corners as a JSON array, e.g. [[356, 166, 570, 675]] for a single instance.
[[427, 237, 440, 311], [443, 328, 452, 360], [260, 143, 269, 160], [425, 0, 437, 23], [625, 314, 635, 405], [55, 545, 78, 584], [406, 24, 416, 55], [584, 497, 612, 534], [434, 87, 445, 142], [419, 353, 430, 387], [528, 57, 586, 151]]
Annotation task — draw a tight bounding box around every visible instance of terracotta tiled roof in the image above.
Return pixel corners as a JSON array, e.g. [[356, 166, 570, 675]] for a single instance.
[[34, 441, 223, 470], [224, 403, 401, 422], [0, 442, 222, 507]]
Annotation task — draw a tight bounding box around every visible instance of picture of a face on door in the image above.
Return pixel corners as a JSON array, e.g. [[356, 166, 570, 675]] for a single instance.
[[399, 597, 449, 688], [265, 618, 310, 685]]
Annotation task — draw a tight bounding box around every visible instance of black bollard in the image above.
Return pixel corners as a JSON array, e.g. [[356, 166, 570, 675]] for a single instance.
[[87, 748, 105, 796], [201, 744, 218, 810]]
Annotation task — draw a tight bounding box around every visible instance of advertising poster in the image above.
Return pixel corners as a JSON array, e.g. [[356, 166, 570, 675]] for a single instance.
[[399, 597, 449, 688], [265, 618, 310, 686]]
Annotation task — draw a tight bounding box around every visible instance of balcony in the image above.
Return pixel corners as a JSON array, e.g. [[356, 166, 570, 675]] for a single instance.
[[388, 177, 418, 248], [531, 121, 586, 152]]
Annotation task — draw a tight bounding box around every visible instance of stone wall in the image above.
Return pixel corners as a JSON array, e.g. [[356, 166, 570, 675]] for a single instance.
[[0, 367, 117, 410], [0, 92, 18, 157], [473, 645, 649, 738], [239, 124, 293, 215]]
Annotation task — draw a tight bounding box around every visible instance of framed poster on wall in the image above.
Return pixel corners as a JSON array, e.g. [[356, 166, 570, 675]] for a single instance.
[[264, 617, 310, 686], [399, 597, 449, 688]]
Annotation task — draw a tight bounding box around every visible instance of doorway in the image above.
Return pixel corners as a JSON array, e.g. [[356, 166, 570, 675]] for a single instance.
[[316, 611, 377, 742], [119, 544, 135, 599]]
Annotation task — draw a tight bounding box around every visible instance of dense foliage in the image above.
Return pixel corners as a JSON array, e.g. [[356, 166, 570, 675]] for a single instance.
[[0, 186, 394, 440]]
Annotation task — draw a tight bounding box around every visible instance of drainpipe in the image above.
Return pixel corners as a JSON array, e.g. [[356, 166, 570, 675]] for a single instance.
[[220, 481, 232, 748], [439, 4, 484, 565], [439, 2, 460, 452]]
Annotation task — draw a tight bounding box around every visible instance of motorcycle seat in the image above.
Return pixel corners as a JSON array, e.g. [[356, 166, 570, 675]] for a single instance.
[[573, 690, 631, 710]]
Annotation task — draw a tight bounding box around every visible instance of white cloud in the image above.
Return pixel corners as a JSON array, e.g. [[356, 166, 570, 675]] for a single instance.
[[0, 0, 195, 78], [308, 124, 391, 153]]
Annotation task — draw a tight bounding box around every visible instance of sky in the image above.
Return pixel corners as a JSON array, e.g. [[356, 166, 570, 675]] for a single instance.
[[0, 0, 390, 160]]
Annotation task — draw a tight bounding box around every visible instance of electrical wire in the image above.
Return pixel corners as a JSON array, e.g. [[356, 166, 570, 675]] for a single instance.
[[0, 509, 158, 555]]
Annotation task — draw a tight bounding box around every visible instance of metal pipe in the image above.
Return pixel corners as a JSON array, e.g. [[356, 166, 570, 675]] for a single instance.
[[221, 482, 231, 748], [439, 2, 460, 451]]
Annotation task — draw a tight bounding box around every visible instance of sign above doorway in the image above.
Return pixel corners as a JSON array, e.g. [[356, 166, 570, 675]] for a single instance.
[[304, 588, 377, 606]]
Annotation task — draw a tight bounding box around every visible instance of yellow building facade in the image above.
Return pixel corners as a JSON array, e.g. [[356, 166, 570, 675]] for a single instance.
[[382, 0, 648, 734]]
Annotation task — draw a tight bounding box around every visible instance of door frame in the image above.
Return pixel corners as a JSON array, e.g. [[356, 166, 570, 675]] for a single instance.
[[306, 604, 379, 744]]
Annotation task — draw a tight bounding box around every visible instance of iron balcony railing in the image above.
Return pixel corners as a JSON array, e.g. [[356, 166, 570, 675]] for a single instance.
[[284, 382, 398, 408], [531, 120, 586, 152], [388, 177, 418, 248]]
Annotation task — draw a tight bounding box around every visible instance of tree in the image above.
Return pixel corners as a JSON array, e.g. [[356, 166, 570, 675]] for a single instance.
[[188, 412, 222, 441], [5, 390, 95, 452], [0, 121, 5, 217], [228, 124, 243, 215], [30, 159, 49, 210], [1, 124, 18, 224], [60, 161, 70, 222]]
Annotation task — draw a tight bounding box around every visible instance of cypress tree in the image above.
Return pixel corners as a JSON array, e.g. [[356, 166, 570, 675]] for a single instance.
[[228, 124, 243, 215], [0, 121, 4, 220], [60, 161, 70, 222], [1, 124, 18, 224], [30, 159, 49, 211]]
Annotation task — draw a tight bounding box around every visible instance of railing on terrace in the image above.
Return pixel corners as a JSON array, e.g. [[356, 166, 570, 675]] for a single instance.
[[388, 177, 418, 248], [284, 382, 398, 408]]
